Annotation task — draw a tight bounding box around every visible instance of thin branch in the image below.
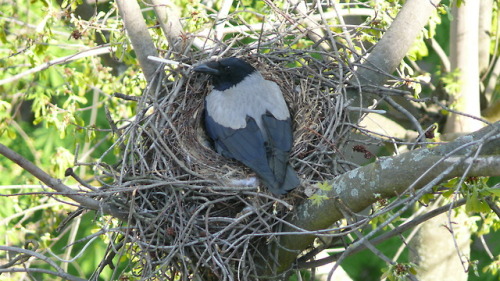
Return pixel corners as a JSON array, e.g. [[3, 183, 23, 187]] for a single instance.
[[485, 196, 500, 219], [0, 143, 127, 220], [427, 37, 450, 72], [0, 45, 112, 86], [0, 245, 86, 281], [297, 198, 467, 269], [0, 267, 86, 281]]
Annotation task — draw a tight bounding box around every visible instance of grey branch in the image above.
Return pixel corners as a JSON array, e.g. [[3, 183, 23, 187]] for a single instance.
[[347, 0, 442, 122], [297, 198, 468, 269], [0, 245, 87, 281], [351, 0, 442, 87], [0, 45, 112, 86], [276, 122, 500, 272], [116, 0, 162, 84]]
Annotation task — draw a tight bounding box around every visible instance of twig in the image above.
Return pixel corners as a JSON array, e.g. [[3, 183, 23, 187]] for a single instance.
[[426, 37, 450, 72], [0, 45, 113, 85], [64, 168, 98, 191], [297, 198, 467, 269], [0, 143, 127, 220], [0, 245, 81, 280], [0, 268, 87, 281], [485, 195, 500, 219]]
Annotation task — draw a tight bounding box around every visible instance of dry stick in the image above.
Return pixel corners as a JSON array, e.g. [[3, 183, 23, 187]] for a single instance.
[[0, 143, 127, 220]]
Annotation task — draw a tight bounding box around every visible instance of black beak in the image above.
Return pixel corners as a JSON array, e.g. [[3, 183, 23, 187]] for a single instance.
[[193, 61, 220, 75]]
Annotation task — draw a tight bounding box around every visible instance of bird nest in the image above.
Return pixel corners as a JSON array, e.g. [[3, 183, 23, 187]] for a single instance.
[[93, 46, 356, 280]]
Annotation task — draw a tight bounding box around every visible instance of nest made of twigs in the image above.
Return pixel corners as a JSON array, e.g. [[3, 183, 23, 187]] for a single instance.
[[93, 43, 357, 280]]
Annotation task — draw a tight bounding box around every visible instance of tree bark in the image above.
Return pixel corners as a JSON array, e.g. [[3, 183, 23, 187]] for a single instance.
[[412, 3, 483, 280], [409, 207, 471, 281], [347, 0, 441, 121], [275, 121, 500, 273], [116, 0, 162, 85], [444, 2, 483, 134]]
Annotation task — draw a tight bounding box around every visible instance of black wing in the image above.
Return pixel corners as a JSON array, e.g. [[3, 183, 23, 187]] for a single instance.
[[262, 112, 294, 185], [204, 110, 282, 193]]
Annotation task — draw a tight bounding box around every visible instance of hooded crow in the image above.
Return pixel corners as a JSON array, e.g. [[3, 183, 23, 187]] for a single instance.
[[194, 57, 300, 195]]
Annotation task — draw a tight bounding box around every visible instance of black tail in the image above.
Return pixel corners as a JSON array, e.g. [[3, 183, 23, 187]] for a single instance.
[[278, 165, 300, 194]]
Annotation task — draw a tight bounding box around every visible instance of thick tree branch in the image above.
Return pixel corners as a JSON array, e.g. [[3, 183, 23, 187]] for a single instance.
[[276, 122, 500, 272], [116, 0, 161, 85], [348, 0, 441, 121], [351, 0, 441, 87], [0, 143, 127, 220]]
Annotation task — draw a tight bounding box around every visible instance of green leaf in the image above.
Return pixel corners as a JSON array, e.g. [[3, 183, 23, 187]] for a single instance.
[[33, 43, 49, 56], [465, 193, 490, 213], [33, 116, 44, 125], [480, 188, 500, 197], [421, 193, 435, 204], [442, 178, 459, 188], [86, 128, 96, 142], [309, 194, 329, 206], [48, 67, 64, 87], [0, 126, 17, 139], [0, 27, 7, 44], [442, 188, 455, 198], [317, 181, 332, 191], [51, 147, 74, 178]]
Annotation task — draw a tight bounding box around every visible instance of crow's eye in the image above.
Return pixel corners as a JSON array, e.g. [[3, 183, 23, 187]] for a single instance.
[[224, 65, 231, 71]]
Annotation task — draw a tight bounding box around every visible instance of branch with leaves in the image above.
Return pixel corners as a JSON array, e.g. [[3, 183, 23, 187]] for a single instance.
[[275, 121, 500, 272]]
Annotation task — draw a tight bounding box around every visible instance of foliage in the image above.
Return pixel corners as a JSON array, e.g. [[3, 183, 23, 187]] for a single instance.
[[0, 0, 137, 279], [0, 0, 499, 280], [381, 262, 418, 281]]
